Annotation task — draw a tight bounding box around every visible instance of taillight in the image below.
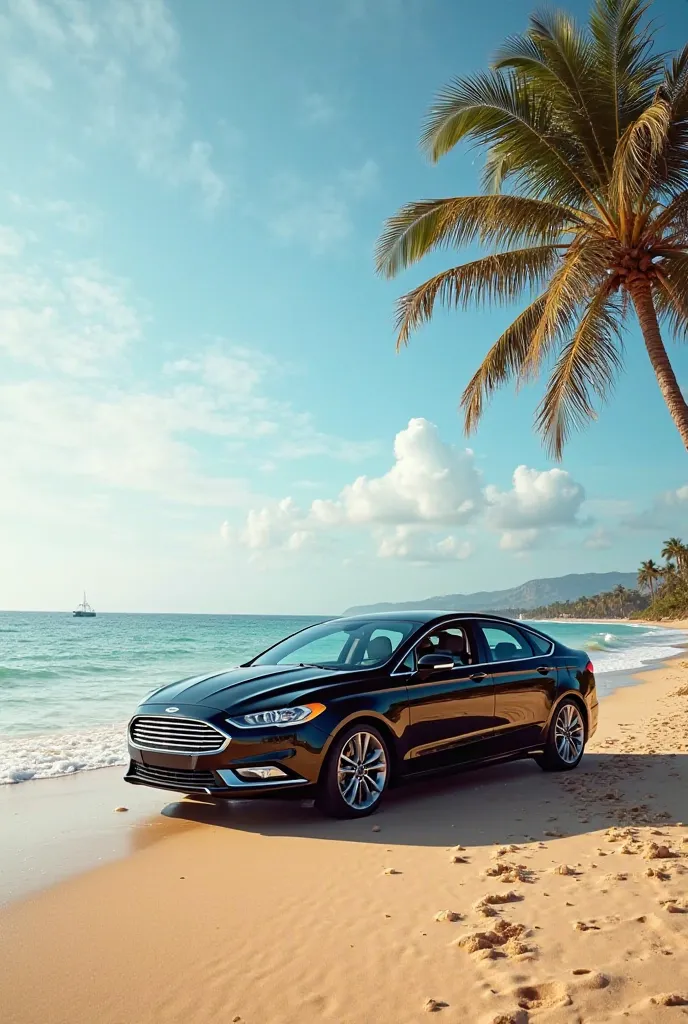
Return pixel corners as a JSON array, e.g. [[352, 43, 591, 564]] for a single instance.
[[585, 660, 594, 675]]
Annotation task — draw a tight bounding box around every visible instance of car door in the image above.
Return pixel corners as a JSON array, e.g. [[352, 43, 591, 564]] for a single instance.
[[476, 620, 557, 755], [403, 620, 497, 769]]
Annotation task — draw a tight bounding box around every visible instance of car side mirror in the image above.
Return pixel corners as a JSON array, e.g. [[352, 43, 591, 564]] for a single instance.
[[417, 653, 454, 673]]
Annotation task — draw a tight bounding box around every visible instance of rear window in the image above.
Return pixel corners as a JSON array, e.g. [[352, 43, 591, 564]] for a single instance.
[[524, 630, 552, 655], [480, 623, 533, 662]]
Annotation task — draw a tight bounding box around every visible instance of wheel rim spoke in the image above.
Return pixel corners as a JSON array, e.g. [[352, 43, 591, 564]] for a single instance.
[[337, 731, 387, 809], [554, 705, 584, 763]]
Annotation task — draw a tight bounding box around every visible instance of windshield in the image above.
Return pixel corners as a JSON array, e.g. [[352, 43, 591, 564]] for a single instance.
[[251, 618, 417, 669]]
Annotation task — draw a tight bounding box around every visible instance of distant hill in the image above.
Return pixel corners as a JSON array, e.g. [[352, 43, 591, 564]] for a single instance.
[[343, 572, 638, 615]]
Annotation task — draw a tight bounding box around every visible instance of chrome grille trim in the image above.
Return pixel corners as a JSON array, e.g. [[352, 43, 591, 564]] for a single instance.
[[129, 715, 229, 754], [129, 762, 218, 791]]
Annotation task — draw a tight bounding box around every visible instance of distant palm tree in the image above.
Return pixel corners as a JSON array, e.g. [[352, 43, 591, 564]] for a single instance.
[[613, 584, 627, 617], [638, 559, 661, 599], [377, 0, 688, 457], [663, 560, 679, 591], [661, 537, 687, 574]]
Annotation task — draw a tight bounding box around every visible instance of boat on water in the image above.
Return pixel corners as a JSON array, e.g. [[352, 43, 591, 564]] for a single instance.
[[73, 592, 96, 618]]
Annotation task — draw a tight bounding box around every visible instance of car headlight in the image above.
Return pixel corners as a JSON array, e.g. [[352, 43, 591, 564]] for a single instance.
[[227, 703, 326, 728]]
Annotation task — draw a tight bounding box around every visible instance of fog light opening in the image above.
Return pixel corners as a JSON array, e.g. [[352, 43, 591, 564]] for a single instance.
[[235, 766, 288, 781]]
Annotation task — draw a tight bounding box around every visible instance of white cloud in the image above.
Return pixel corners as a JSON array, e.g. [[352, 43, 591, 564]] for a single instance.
[[9, 193, 99, 235], [486, 466, 586, 530], [624, 484, 688, 530], [301, 92, 336, 126], [242, 498, 313, 552], [0, 239, 141, 376], [312, 418, 484, 526], [584, 526, 613, 550], [268, 160, 380, 254], [2, 0, 226, 212], [499, 529, 539, 552], [232, 419, 590, 564], [377, 526, 473, 563]]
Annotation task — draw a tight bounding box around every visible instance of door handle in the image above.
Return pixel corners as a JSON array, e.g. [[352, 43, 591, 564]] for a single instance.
[[537, 666, 555, 675], [470, 672, 488, 681]]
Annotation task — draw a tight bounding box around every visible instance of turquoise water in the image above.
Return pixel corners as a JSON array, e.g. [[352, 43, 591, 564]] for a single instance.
[[1, 611, 685, 784]]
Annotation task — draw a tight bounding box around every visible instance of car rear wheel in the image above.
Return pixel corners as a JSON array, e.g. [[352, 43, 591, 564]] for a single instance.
[[535, 699, 586, 772], [316, 724, 390, 819]]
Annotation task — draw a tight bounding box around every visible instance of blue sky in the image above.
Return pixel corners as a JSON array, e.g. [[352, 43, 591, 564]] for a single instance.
[[1, 0, 688, 614]]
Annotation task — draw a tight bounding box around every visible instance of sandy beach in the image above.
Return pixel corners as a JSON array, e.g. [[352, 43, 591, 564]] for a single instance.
[[1, 654, 688, 1024]]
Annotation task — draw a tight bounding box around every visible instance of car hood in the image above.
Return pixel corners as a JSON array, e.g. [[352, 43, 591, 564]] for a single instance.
[[140, 664, 348, 713]]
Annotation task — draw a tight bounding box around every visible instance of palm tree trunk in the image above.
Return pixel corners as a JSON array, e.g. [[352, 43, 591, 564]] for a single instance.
[[629, 279, 688, 451]]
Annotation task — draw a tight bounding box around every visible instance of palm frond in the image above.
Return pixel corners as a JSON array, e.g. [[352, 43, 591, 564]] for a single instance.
[[419, 69, 600, 209], [535, 287, 624, 458], [461, 293, 547, 434], [657, 43, 688, 197], [481, 144, 517, 193], [375, 194, 581, 278], [648, 191, 688, 239], [395, 245, 561, 347], [494, 9, 609, 181], [521, 237, 616, 377], [654, 254, 688, 341], [590, 0, 664, 144], [610, 98, 672, 211]]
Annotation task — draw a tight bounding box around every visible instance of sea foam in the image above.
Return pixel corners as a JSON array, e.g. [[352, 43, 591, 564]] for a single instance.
[[0, 725, 127, 785]]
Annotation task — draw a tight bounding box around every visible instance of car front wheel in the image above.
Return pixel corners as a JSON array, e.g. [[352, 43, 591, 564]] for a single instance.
[[535, 699, 586, 772], [316, 724, 390, 818]]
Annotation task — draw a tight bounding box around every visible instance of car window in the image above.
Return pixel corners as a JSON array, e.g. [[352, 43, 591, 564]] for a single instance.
[[415, 624, 473, 666], [481, 624, 532, 663], [252, 618, 417, 667], [524, 630, 552, 655], [360, 627, 406, 665], [400, 648, 416, 671], [277, 629, 352, 666]]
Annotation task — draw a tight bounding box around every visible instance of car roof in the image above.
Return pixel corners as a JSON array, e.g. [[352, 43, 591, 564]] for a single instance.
[[334, 610, 530, 627]]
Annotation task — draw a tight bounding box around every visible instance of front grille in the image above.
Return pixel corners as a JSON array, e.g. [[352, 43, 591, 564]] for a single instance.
[[130, 762, 218, 791], [130, 716, 226, 753]]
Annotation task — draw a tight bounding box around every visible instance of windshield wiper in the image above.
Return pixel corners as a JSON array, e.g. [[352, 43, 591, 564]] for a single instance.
[[297, 662, 330, 669]]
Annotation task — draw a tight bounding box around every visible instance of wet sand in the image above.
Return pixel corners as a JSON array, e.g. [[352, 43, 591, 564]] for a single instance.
[[1, 658, 687, 1023]]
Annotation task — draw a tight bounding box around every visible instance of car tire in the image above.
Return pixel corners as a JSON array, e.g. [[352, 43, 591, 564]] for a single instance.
[[315, 723, 390, 819], [535, 698, 586, 772]]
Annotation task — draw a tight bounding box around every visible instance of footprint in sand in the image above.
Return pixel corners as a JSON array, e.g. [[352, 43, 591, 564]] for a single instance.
[[456, 920, 533, 960], [423, 997, 448, 1012], [435, 910, 462, 923], [490, 1012, 528, 1024], [650, 993, 688, 1006], [514, 981, 571, 1010]]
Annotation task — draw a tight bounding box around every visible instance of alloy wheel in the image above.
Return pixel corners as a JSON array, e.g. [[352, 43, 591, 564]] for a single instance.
[[336, 731, 388, 810], [554, 703, 585, 764]]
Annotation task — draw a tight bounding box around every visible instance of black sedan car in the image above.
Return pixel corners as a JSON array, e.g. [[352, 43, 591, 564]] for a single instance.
[[125, 611, 597, 818]]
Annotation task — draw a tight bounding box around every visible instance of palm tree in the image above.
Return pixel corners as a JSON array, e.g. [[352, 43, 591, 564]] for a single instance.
[[661, 537, 687, 574], [662, 559, 679, 591], [638, 558, 661, 599], [613, 584, 627, 617], [376, 0, 688, 457]]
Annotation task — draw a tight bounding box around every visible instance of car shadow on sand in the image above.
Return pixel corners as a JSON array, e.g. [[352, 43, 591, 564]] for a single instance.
[[159, 751, 688, 849]]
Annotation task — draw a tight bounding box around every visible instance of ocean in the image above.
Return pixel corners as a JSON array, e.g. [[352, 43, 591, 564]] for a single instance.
[[1, 611, 685, 785]]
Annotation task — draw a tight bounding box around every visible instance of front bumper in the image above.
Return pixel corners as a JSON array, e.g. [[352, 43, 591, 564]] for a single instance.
[[124, 701, 329, 798]]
